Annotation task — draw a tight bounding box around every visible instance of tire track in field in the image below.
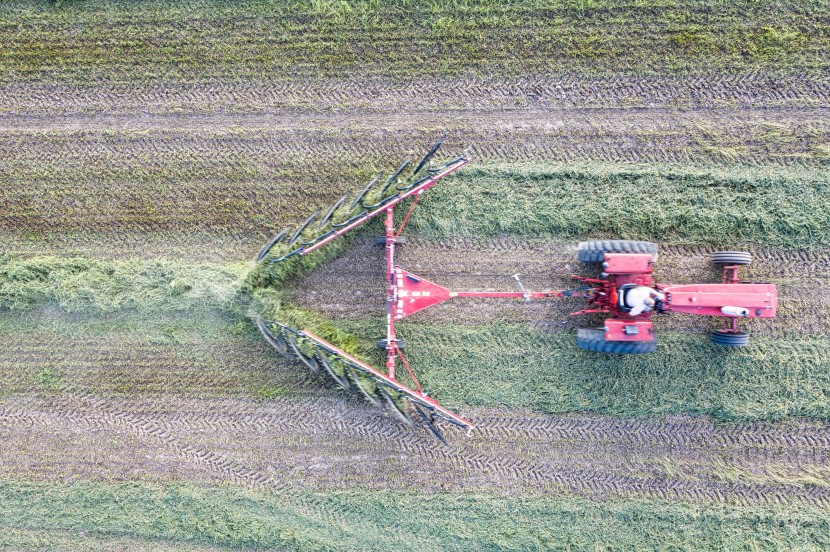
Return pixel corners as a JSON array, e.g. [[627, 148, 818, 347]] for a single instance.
[[290, 239, 830, 338], [0, 107, 826, 171], [0, 395, 390, 541], [2, 395, 829, 507], [1, 75, 827, 114]]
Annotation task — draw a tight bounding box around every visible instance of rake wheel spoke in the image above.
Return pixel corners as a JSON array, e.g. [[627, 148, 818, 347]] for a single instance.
[[348, 369, 382, 407], [319, 194, 349, 229], [255, 229, 288, 262], [349, 174, 381, 211], [286, 335, 319, 374], [410, 137, 445, 180], [287, 209, 320, 246], [378, 386, 415, 428], [414, 404, 449, 445], [379, 155, 412, 195], [319, 354, 351, 390]]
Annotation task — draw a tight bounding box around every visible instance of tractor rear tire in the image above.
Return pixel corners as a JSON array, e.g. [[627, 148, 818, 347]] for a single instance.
[[376, 339, 405, 350], [712, 251, 751, 265], [375, 236, 406, 245], [576, 328, 657, 354], [577, 240, 658, 263], [710, 330, 750, 347]]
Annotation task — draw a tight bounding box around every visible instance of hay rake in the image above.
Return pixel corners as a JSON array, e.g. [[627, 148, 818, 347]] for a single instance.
[[255, 140, 778, 441]]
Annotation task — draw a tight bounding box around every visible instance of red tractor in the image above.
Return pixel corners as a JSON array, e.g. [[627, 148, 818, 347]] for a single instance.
[[571, 240, 776, 353]]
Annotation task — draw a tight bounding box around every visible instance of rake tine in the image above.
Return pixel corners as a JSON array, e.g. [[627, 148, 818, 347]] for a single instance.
[[362, 192, 399, 210], [413, 403, 449, 445], [318, 354, 351, 390], [255, 229, 288, 262], [319, 193, 349, 230], [348, 369, 382, 407], [287, 209, 319, 247], [286, 335, 319, 374], [256, 319, 288, 355], [378, 386, 415, 428], [410, 137, 445, 180], [379, 155, 412, 195], [349, 174, 381, 211]]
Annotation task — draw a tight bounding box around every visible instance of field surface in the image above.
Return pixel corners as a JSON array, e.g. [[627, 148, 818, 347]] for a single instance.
[[1, 1, 829, 550]]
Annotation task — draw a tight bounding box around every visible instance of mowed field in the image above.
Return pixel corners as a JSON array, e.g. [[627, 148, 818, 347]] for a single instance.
[[1, 0, 830, 550]]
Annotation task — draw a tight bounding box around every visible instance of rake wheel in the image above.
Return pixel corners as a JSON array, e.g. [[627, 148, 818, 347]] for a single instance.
[[349, 370, 382, 407], [376, 339, 405, 350], [374, 236, 407, 245], [712, 251, 752, 265], [710, 329, 750, 347], [287, 335, 320, 373], [318, 354, 351, 390], [378, 386, 415, 428]]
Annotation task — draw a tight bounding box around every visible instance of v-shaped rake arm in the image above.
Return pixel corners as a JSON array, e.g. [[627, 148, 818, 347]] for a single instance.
[[276, 155, 469, 260], [301, 329, 473, 430]]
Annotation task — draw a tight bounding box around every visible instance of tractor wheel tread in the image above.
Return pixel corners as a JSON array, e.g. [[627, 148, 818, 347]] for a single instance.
[[577, 240, 658, 263], [710, 330, 750, 346], [712, 251, 752, 265], [576, 327, 657, 354]]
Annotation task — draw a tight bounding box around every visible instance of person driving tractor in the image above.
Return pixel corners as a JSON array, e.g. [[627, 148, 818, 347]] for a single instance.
[[621, 285, 665, 316]]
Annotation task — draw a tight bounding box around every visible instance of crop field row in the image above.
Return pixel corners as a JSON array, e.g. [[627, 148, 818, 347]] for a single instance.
[[292, 238, 830, 337], [3, 157, 828, 260], [3, 0, 827, 83], [3, 391, 830, 505], [2, 479, 829, 551], [2, 74, 829, 115]]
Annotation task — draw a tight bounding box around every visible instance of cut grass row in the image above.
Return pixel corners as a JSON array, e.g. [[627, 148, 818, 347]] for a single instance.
[[342, 320, 830, 421], [1, 0, 827, 82], [1, 479, 828, 551], [0, 256, 246, 314], [414, 162, 830, 248], [2, 161, 828, 248], [2, 304, 827, 423]]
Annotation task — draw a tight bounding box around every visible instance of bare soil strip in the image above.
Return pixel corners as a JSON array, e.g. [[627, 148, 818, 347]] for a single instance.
[[1, 76, 827, 114], [291, 238, 830, 337], [2, 394, 828, 507]]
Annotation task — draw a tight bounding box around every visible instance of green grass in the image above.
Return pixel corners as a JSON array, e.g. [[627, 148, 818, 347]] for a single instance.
[[3, 160, 827, 251], [0, 256, 247, 314], [0, 479, 828, 551], [4, 305, 827, 423], [1, 0, 827, 82], [414, 162, 830, 248], [341, 321, 830, 421]]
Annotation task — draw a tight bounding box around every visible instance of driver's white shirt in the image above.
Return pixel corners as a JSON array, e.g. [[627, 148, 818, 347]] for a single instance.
[[626, 286, 665, 316]]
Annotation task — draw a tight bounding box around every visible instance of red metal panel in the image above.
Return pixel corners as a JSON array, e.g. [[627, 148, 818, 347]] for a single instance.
[[602, 253, 653, 274], [604, 319, 654, 341], [662, 283, 777, 318], [394, 269, 452, 320]]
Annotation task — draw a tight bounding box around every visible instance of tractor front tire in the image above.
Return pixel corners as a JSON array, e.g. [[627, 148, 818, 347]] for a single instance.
[[712, 251, 751, 265], [710, 330, 750, 347], [376, 339, 405, 350], [576, 328, 657, 354], [578, 240, 658, 263]]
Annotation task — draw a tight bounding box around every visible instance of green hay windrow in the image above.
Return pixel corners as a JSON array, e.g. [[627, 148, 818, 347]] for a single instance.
[[341, 320, 830, 421], [0, 479, 828, 551], [414, 162, 830, 248], [0, 255, 247, 314]]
